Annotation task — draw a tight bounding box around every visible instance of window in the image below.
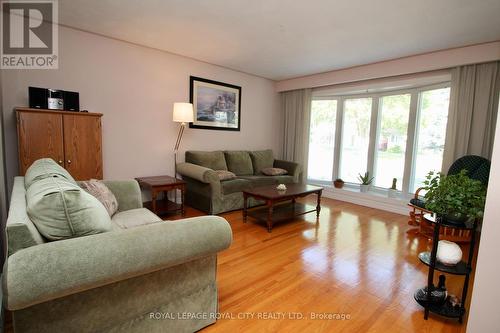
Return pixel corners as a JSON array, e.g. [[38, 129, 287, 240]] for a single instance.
[[307, 83, 451, 196], [411, 87, 451, 191], [339, 98, 372, 183], [308, 100, 337, 181], [374, 94, 410, 188]]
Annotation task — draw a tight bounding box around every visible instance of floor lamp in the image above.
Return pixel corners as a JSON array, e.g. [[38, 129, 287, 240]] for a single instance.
[[173, 102, 194, 178]]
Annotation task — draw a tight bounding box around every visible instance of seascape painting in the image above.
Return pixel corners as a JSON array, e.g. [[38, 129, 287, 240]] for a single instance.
[[189, 76, 241, 131]]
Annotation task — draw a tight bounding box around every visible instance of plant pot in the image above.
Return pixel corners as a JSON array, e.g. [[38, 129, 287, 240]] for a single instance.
[[360, 184, 370, 193], [333, 180, 344, 189], [388, 188, 399, 198]]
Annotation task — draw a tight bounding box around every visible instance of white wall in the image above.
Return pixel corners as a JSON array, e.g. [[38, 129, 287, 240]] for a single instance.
[[1, 26, 281, 192], [467, 108, 500, 332]]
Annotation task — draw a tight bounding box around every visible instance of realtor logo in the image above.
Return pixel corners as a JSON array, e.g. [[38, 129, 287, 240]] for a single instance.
[[1, 0, 58, 69]]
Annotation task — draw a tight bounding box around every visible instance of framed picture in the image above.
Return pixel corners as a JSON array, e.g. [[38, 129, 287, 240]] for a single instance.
[[189, 76, 241, 131]]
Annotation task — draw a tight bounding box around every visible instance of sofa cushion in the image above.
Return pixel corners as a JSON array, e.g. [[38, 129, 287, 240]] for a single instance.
[[111, 208, 162, 229], [215, 170, 237, 181], [225, 151, 253, 176], [26, 176, 112, 241], [262, 167, 288, 176], [80, 179, 119, 216], [24, 158, 77, 189], [221, 178, 252, 195], [250, 150, 274, 175], [272, 175, 296, 184], [239, 175, 296, 187], [238, 175, 278, 187], [185, 151, 227, 171]]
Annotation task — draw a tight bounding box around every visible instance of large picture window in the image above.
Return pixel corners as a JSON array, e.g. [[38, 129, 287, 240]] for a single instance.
[[307, 83, 451, 197], [339, 98, 372, 183], [373, 94, 410, 188]]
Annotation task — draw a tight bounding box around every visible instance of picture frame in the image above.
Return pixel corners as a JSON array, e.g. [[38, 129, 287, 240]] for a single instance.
[[189, 76, 241, 131]]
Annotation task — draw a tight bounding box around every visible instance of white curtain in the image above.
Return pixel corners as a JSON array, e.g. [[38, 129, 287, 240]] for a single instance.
[[443, 61, 500, 171], [281, 89, 312, 180]]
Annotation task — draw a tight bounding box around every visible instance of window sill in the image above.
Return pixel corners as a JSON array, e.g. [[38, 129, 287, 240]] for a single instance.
[[310, 183, 410, 216]]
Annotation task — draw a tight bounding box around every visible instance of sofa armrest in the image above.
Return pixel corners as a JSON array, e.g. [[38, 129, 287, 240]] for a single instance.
[[102, 180, 143, 211], [274, 159, 302, 182], [177, 162, 219, 184], [3, 216, 232, 310]]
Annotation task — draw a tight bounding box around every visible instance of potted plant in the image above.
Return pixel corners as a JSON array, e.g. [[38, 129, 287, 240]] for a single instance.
[[358, 171, 374, 193], [388, 178, 398, 198], [423, 170, 487, 224], [333, 178, 345, 189]]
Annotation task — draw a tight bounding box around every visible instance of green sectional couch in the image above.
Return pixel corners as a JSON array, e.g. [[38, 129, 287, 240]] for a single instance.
[[177, 149, 301, 214], [3, 159, 232, 333]]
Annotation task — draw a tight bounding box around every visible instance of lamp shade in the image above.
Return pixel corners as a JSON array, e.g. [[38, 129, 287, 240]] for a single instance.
[[172, 102, 194, 123]]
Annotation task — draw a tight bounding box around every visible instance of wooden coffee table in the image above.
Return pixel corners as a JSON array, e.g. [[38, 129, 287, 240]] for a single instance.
[[243, 184, 323, 232], [135, 175, 186, 216]]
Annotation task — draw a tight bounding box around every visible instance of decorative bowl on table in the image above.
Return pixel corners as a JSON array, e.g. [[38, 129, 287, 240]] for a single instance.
[[437, 240, 463, 266], [276, 184, 287, 191]]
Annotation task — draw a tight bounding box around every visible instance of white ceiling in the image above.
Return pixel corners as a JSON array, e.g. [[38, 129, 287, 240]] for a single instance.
[[58, 0, 500, 80]]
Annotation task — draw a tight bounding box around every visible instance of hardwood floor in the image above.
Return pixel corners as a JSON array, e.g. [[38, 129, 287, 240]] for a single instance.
[[4, 196, 473, 332], [173, 196, 472, 333]]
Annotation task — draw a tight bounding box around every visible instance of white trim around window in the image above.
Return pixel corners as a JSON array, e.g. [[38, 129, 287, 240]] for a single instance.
[[307, 82, 451, 199]]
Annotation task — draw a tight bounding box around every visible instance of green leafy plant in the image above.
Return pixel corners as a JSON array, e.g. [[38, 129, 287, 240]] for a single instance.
[[358, 172, 374, 185], [423, 170, 487, 221]]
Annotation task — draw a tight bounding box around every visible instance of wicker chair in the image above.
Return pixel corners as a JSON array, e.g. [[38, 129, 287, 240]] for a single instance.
[[408, 155, 490, 242]]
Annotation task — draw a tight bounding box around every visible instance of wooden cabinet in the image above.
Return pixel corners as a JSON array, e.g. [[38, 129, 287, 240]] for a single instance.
[[17, 108, 103, 180]]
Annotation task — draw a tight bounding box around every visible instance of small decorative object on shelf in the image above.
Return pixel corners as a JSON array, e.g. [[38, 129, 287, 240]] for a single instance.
[[333, 178, 344, 189], [415, 274, 448, 305], [388, 178, 398, 198], [437, 240, 463, 266], [276, 184, 287, 191], [415, 213, 478, 323], [358, 171, 374, 193]]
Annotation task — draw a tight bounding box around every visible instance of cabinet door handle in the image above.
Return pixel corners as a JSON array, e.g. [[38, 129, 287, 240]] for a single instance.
[[58, 160, 63, 165], [67, 160, 72, 164]]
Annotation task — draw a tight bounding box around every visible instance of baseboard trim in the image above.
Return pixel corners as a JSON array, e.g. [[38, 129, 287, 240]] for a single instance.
[[321, 186, 409, 216]]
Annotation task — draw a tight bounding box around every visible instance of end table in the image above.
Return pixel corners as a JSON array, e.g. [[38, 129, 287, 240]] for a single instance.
[[135, 175, 186, 216]]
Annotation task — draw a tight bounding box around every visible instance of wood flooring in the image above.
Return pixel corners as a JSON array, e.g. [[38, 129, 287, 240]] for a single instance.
[[173, 196, 472, 333], [4, 196, 473, 332]]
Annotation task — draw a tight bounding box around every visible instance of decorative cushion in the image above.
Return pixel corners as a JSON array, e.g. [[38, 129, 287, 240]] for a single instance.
[[80, 179, 119, 216], [250, 150, 274, 175], [24, 158, 77, 189], [215, 170, 237, 181], [26, 176, 112, 241], [409, 198, 426, 209], [185, 151, 228, 171], [261, 167, 288, 176], [448, 155, 491, 186], [224, 151, 254, 176]]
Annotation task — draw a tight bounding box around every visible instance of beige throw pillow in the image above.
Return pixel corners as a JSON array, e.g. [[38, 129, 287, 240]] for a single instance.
[[261, 167, 288, 176], [215, 170, 237, 181], [80, 179, 119, 216]]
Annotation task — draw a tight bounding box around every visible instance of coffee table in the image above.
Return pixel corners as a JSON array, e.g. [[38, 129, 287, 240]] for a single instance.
[[242, 184, 323, 232]]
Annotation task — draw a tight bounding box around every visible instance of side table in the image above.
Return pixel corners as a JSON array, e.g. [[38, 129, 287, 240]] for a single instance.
[[135, 175, 186, 216]]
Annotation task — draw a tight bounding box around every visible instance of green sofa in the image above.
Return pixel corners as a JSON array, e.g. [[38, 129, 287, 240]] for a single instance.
[[177, 150, 301, 214], [3, 175, 232, 332]]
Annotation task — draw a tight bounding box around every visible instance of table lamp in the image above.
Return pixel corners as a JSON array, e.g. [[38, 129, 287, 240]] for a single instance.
[[173, 102, 194, 177]]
